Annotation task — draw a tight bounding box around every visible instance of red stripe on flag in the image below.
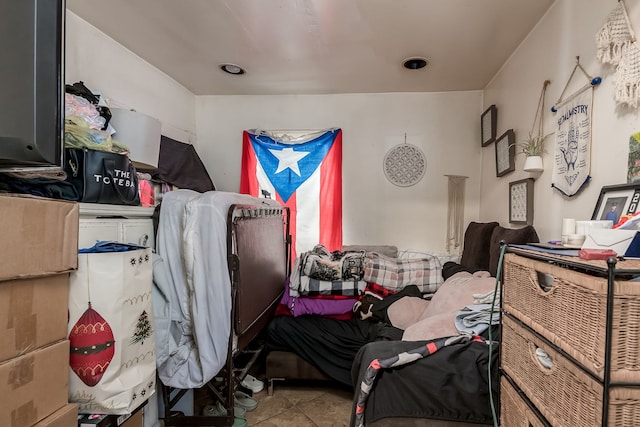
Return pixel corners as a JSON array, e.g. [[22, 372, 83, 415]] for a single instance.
[[277, 191, 298, 262], [319, 129, 342, 251], [240, 131, 259, 195]]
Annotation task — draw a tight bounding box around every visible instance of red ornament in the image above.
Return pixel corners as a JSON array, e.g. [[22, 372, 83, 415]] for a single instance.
[[69, 305, 116, 387]]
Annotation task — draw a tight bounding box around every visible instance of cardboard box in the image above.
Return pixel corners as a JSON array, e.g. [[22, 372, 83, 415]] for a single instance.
[[0, 274, 70, 363], [33, 403, 78, 427], [0, 194, 78, 281], [119, 409, 142, 427], [0, 340, 70, 427]]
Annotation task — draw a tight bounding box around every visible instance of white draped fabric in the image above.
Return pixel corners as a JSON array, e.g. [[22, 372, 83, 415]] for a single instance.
[[154, 190, 277, 388]]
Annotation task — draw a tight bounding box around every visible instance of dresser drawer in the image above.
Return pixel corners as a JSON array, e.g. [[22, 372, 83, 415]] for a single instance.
[[502, 316, 640, 427], [503, 253, 640, 382], [79, 218, 155, 249], [500, 376, 547, 427]]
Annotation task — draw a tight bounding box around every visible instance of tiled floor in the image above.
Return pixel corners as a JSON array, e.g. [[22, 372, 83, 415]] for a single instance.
[[245, 382, 354, 427]]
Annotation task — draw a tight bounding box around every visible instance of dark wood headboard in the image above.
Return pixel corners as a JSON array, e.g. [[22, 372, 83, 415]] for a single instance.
[[227, 205, 290, 350]]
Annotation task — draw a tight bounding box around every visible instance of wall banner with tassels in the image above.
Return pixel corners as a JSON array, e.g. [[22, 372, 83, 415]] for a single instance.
[[551, 88, 592, 197]]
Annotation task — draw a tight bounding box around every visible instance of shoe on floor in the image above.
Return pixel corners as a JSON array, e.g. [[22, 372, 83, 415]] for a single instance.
[[241, 374, 264, 393], [202, 402, 247, 418], [233, 417, 248, 427], [234, 390, 259, 412]]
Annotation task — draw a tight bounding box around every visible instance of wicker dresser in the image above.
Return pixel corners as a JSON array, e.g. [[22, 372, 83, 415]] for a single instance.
[[500, 247, 640, 427]]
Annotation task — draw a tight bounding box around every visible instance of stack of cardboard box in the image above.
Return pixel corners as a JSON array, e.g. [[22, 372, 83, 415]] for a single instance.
[[0, 195, 79, 426]]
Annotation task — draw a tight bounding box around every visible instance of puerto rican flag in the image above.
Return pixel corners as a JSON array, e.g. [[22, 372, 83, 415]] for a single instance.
[[240, 129, 342, 261]]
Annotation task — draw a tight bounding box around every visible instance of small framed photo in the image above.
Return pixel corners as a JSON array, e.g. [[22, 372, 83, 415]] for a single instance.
[[509, 178, 534, 225], [495, 129, 515, 177], [591, 183, 640, 223], [481, 104, 497, 147]]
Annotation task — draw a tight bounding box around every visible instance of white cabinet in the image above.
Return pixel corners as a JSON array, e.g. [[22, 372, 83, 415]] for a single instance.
[[78, 203, 155, 249], [79, 218, 154, 249]]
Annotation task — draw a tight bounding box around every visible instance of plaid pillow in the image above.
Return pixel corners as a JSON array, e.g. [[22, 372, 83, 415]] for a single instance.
[[363, 253, 443, 293]]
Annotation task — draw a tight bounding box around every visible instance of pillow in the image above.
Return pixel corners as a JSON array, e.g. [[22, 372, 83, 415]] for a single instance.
[[343, 245, 398, 258], [488, 225, 539, 276], [363, 252, 443, 294], [460, 222, 499, 271], [387, 296, 430, 330]]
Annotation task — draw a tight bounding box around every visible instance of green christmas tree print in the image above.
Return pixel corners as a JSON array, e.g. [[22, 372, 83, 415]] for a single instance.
[[131, 310, 152, 345]]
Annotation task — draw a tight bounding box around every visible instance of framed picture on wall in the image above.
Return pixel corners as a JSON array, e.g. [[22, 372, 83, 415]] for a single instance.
[[509, 178, 534, 225], [591, 183, 640, 223], [481, 104, 497, 147], [495, 129, 515, 177]]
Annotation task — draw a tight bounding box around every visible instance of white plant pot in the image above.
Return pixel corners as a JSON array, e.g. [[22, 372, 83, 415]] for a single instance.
[[523, 155, 543, 172]]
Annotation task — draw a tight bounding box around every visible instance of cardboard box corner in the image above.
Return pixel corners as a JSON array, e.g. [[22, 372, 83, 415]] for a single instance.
[[0, 194, 78, 281]]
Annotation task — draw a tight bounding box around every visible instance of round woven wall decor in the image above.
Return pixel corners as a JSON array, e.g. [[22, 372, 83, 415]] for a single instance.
[[383, 143, 426, 187]]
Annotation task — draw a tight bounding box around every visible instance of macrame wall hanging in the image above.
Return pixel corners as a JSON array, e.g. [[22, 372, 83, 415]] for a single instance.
[[445, 175, 467, 254], [596, 0, 635, 64], [596, 0, 640, 108], [383, 134, 426, 187]]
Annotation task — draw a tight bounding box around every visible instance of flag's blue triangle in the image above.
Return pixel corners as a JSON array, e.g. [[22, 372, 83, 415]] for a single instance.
[[249, 130, 338, 202]]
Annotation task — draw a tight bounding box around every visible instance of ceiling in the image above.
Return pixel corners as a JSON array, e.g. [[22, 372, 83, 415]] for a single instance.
[[66, 0, 555, 96]]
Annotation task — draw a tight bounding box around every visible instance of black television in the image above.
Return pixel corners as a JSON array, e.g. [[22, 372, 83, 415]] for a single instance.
[[0, 0, 65, 171]]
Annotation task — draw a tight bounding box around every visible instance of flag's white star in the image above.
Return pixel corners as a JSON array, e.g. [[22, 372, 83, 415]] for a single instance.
[[269, 147, 310, 176]]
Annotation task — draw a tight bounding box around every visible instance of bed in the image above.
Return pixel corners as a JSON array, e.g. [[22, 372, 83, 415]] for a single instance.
[[265, 222, 539, 426], [152, 190, 290, 426]]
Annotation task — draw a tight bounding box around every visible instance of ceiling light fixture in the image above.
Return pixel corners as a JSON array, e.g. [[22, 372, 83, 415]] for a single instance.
[[403, 57, 428, 70], [220, 63, 246, 75]]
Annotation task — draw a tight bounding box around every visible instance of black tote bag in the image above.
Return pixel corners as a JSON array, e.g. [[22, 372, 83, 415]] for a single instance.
[[64, 147, 140, 205]]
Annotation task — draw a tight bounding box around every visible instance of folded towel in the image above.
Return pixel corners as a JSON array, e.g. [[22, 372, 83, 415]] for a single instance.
[[454, 303, 500, 335]]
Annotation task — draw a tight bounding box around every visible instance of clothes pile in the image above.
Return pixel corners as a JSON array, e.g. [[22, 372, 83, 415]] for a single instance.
[[277, 244, 443, 320]]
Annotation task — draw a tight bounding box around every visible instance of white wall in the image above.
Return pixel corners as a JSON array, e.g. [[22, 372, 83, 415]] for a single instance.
[[65, 11, 197, 144], [65, 9, 485, 253], [196, 92, 482, 252], [481, 0, 640, 242]]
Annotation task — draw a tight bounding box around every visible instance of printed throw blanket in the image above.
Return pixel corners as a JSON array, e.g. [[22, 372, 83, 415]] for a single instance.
[[301, 244, 365, 281], [363, 252, 443, 294], [289, 252, 366, 297]]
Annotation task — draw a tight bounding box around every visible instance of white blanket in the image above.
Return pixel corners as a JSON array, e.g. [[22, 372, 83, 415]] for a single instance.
[[154, 190, 278, 389], [154, 189, 201, 388]]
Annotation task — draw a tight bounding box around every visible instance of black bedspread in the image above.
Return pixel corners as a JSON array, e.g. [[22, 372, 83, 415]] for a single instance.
[[265, 279, 500, 426], [350, 337, 499, 426], [266, 315, 402, 386]]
